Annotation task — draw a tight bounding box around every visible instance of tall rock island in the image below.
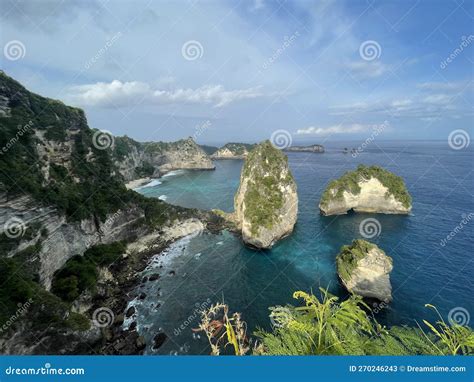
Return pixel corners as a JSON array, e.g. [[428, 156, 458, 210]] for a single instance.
[[319, 165, 412, 215], [233, 141, 298, 249], [336, 239, 393, 302]]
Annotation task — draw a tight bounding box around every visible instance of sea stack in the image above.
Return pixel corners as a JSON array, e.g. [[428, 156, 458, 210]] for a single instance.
[[233, 140, 298, 249], [211, 143, 256, 159], [336, 239, 393, 302], [319, 165, 412, 215]]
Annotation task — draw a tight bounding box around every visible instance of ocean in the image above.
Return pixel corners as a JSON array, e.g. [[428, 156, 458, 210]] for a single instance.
[[129, 141, 474, 355]]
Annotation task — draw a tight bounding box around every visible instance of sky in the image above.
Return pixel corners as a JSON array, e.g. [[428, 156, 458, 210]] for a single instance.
[[1, 0, 473, 145]]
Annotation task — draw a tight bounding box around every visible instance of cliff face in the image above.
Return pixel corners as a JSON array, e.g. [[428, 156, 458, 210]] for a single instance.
[[336, 240, 393, 302], [0, 72, 189, 289], [211, 143, 256, 159], [233, 141, 298, 249], [319, 165, 412, 215], [114, 136, 215, 182], [0, 193, 146, 289]]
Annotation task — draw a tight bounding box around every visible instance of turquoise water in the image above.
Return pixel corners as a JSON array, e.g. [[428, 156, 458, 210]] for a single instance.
[[130, 142, 474, 355]]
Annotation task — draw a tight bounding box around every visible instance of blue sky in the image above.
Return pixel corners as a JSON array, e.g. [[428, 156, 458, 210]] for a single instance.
[[1, 0, 473, 145]]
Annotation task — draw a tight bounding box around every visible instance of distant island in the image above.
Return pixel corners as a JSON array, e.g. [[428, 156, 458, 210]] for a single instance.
[[284, 144, 324, 153], [210, 142, 256, 159]]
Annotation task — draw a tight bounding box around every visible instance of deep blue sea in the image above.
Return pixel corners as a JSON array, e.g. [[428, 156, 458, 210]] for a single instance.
[[129, 141, 474, 355]]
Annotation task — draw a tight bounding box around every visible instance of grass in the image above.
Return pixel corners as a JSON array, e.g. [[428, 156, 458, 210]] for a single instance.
[[320, 165, 412, 208]]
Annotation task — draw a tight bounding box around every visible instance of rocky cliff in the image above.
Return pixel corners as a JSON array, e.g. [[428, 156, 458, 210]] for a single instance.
[[319, 165, 412, 215], [114, 136, 215, 182], [336, 239, 393, 302], [211, 142, 256, 159], [233, 141, 298, 248]]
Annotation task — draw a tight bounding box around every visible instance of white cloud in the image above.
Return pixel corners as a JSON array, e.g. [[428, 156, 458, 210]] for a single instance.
[[416, 81, 472, 91], [68, 80, 264, 108], [296, 124, 373, 135], [346, 61, 390, 78]]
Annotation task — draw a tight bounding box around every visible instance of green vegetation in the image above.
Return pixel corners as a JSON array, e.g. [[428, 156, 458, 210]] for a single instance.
[[336, 239, 389, 281], [51, 242, 126, 302], [220, 142, 255, 155], [320, 165, 412, 208], [0, 72, 140, 222], [241, 141, 294, 235], [0, 257, 89, 333], [198, 288, 474, 355], [199, 144, 219, 155]]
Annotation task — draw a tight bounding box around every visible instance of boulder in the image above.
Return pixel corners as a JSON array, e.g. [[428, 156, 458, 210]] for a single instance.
[[336, 239, 393, 302]]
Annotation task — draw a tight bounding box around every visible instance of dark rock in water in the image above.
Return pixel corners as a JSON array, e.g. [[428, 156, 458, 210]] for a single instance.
[[129, 321, 137, 331], [149, 273, 160, 281], [125, 306, 135, 318], [136, 336, 146, 350], [153, 332, 167, 349], [114, 314, 124, 326], [138, 292, 147, 300], [142, 276, 148, 283], [169, 270, 176, 276]]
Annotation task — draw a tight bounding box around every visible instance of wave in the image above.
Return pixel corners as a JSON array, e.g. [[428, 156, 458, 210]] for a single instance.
[[158, 195, 168, 201], [162, 170, 185, 178], [137, 179, 162, 189]]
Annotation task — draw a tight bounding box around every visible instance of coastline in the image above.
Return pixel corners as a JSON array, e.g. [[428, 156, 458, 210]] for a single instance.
[[125, 177, 152, 190], [90, 214, 228, 355]]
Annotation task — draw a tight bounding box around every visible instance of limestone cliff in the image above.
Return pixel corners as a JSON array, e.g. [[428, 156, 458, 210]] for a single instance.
[[336, 239, 393, 302], [233, 141, 298, 249], [114, 136, 215, 182], [319, 165, 412, 215], [211, 143, 256, 159]]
